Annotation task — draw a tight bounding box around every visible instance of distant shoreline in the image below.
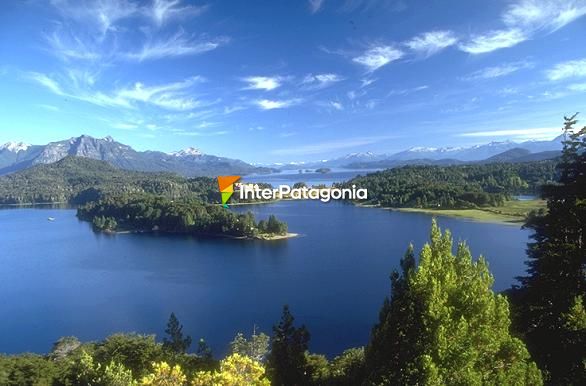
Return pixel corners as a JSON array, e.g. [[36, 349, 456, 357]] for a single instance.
[[354, 200, 545, 225]]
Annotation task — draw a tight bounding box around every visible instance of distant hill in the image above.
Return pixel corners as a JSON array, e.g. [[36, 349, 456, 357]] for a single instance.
[[483, 148, 532, 163], [0, 156, 217, 205], [0, 135, 274, 177]]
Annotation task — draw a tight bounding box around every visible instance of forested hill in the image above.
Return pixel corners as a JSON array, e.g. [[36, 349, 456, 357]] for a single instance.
[[0, 156, 217, 205], [346, 160, 558, 209]]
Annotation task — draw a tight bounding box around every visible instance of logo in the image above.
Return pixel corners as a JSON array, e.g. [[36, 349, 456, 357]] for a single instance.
[[217, 176, 241, 208]]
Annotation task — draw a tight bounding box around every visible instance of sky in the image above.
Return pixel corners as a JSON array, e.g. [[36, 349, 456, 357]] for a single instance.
[[0, 0, 586, 163]]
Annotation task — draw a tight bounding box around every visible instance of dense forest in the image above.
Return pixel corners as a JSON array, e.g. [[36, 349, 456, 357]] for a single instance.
[[0, 157, 218, 205], [345, 160, 557, 209], [77, 193, 288, 238]]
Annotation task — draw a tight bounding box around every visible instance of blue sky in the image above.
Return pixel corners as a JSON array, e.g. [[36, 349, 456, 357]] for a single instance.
[[1, 0, 586, 163]]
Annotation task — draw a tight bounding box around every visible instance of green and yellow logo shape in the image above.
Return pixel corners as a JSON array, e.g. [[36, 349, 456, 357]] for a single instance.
[[217, 176, 241, 208]]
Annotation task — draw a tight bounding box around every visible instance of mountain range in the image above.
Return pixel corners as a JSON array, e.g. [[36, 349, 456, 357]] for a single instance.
[[0, 134, 564, 177], [0, 135, 273, 177], [272, 135, 564, 170]]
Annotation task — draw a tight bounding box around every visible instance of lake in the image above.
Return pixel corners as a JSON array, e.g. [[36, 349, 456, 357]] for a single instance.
[[0, 201, 530, 357]]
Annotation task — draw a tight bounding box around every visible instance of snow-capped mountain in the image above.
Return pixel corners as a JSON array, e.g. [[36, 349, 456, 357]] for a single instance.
[[171, 147, 203, 157], [0, 135, 273, 176], [387, 136, 564, 162], [0, 141, 31, 152]]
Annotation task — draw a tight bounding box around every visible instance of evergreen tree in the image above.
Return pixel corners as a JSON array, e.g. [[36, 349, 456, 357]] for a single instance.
[[514, 114, 586, 384], [162, 313, 192, 354], [267, 305, 311, 386], [365, 220, 542, 385]]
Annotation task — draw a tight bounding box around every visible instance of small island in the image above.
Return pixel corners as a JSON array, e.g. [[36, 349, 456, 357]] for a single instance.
[[77, 193, 294, 240], [315, 167, 331, 174]]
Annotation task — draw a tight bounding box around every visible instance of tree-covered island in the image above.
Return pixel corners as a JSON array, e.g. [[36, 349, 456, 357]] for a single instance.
[[77, 193, 291, 240]]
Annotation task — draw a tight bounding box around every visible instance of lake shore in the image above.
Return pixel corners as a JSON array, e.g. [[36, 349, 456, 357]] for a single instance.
[[356, 200, 545, 225]]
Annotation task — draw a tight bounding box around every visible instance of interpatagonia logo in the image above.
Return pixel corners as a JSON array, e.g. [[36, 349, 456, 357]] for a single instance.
[[217, 176, 241, 208]]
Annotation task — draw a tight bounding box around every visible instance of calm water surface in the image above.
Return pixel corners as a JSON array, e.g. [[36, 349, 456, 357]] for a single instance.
[[0, 201, 530, 356]]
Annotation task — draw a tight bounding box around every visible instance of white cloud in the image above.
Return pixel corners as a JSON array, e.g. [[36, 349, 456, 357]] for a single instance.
[[568, 82, 586, 91], [27, 72, 65, 95], [459, 1, 586, 54], [353, 45, 404, 72], [459, 127, 560, 140], [387, 85, 428, 96], [405, 30, 458, 57], [115, 77, 205, 110], [271, 135, 395, 156], [459, 29, 527, 54], [242, 76, 284, 91], [255, 99, 301, 110], [27, 72, 205, 111], [302, 73, 344, 89], [50, 0, 138, 36], [546, 58, 586, 81], [464, 61, 534, 80], [37, 104, 60, 112], [149, 0, 208, 27], [502, 0, 586, 32], [330, 101, 343, 110], [124, 32, 228, 61], [308, 0, 326, 13]]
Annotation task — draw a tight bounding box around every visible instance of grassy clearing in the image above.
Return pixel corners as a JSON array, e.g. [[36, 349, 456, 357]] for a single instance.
[[395, 199, 546, 224]]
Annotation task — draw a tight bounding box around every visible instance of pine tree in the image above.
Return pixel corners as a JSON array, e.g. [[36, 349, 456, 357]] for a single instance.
[[365, 221, 542, 385], [514, 114, 586, 384], [162, 312, 192, 354], [267, 305, 310, 386]]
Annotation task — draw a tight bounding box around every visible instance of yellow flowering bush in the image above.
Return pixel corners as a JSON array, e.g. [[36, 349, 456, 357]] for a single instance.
[[141, 362, 187, 386], [191, 353, 270, 386]]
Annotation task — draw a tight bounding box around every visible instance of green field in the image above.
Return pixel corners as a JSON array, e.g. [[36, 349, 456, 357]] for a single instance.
[[396, 199, 546, 224]]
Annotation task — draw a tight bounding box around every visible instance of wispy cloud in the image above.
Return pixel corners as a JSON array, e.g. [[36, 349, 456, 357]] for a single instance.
[[353, 45, 404, 72], [459, 0, 586, 54], [459, 127, 560, 140], [308, 0, 326, 14], [149, 0, 208, 27], [405, 30, 457, 57], [502, 0, 586, 33], [567, 82, 586, 91], [37, 104, 60, 112], [459, 29, 526, 54], [463, 61, 534, 80], [301, 73, 344, 89], [27, 71, 206, 111], [255, 99, 302, 110], [546, 58, 586, 80], [50, 0, 138, 36], [124, 31, 228, 62], [46, 1, 224, 63], [387, 85, 428, 96], [242, 76, 285, 91], [270, 135, 395, 156], [27, 72, 65, 95]]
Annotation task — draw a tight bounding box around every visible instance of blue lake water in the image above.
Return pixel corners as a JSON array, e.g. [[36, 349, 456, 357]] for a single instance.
[[0, 201, 530, 357]]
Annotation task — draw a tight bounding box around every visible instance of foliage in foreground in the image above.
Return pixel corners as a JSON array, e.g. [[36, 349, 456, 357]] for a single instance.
[[364, 221, 542, 385], [510, 114, 586, 384]]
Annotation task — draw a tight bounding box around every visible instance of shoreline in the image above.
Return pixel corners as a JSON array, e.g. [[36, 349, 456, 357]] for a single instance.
[[353, 200, 544, 225], [101, 228, 299, 241]]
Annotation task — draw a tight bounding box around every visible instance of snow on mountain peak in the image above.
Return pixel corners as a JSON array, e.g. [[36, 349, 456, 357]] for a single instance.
[[1, 141, 31, 152], [171, 147, 202, 157]]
